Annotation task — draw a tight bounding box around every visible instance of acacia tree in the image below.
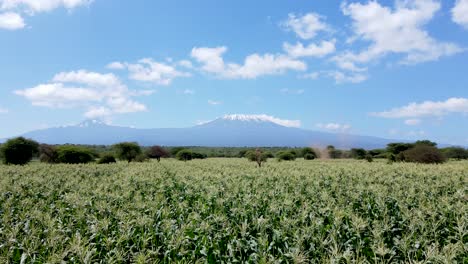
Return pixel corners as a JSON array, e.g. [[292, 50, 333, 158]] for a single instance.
[[147, 146, 169, 162], [246, 149, 268, 168], [113, 142, 142, 162], [0, 137, 39, 165]]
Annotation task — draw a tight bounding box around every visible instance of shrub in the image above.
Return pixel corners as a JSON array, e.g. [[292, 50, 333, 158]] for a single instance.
[[0, 137, 39, 165], [147, 146, 169, 162], [245, 149, 268, 167], [134, 154, 149, 162], [56, 146, 96, 164], [402, 145, 446, 164], [301, 147, 317, 159], [97, 154, 117, 164], [113, 142, 142, 162], [276, 151, 296, 161], [170, 147, 185, 157], [365, 154, 373, 162], [192, 152, 207, 159], [441, 147, 468, 160], [176, 149, 193, 161], [39, 144, 59, 164], [350, 148, 367, 159]]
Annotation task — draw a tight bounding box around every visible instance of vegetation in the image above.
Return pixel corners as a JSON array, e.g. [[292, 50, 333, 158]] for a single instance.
[[441, 146, 468, 160], [97, 154, 117, 164], [350, 148, 367, 159], [0, 137, 39, 165], [56, 146, 96, 164], [176, 149, 193, 161], [301, 147, 317, 160], [401, 145, 446, 164], [245, 149, 268, 167], [39, 144, 59, 164], [0, 159, 465, 262], [147, 146, 169, 162], [113, 142, 142, 162], [276, 150, 297, 161]]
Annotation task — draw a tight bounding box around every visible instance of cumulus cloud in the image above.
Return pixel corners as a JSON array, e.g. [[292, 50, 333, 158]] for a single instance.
[[316, 122, 351, 132], [452, 0, 468, 29], [0, 0, 92, 30], [191, 46, 306, 79], [107, 58, 190, 85], [371, 97, 468, 118], [283, 40, 336, 58], [15, 70, 148, 118], [334, 0, 463, 72], [0, 12, 24, 30], [282, 13, 329, 40]]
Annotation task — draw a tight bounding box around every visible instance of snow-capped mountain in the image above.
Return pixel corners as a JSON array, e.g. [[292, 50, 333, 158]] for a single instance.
[[14, 116, 400, 148]]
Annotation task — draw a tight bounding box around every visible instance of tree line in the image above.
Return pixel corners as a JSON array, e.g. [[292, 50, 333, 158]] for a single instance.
[[0, 137, 467, 166]]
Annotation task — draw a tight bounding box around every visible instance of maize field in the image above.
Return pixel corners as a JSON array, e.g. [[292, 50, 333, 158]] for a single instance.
[[0, 159, 467, 263]]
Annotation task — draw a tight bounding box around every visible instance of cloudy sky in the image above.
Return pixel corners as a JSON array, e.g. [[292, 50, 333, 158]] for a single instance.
[[0, 0, 467, 145]]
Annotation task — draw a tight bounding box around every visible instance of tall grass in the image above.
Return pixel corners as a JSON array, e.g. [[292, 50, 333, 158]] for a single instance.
[[0, 159, 466, 263]]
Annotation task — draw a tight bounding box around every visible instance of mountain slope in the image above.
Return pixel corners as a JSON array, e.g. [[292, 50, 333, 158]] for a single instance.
[[16, 117, 398, 149]]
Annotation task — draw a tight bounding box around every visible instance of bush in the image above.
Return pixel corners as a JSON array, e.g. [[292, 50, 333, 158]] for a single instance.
[[134, 154, 149, 162], [192, 152, 207, 159], [176, 149, 193, 161], [350, 148, 367, 159], [276, 151, 296, 161], [0, 137, 39, 165], [147, 146, 169, 162], [39, 144, 59, 164], [441, 147, 468, 160], [301, 147, 317, 159], [113, 142, 142, 162], [97, 154, 117, 164], [365, 154, 373, 162], [56, 146, 96, 164], [402, 145, 446, 164]]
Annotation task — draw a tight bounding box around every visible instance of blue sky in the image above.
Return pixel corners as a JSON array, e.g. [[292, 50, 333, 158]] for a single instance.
[[0, 0, 468, 145]]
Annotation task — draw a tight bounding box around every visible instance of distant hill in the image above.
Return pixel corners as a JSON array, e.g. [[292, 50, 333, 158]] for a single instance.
[[8, 116, 405, 149]]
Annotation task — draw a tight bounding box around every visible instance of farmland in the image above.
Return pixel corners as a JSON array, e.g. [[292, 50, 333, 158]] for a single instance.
[[0, 159, 467, 263]]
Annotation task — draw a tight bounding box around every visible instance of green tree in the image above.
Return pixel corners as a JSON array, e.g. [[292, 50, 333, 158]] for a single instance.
[[440, 147, 468, 160], [56, 146, 96, 164], [386, 143, 414, 155], [176, 149, 193, 161], [402, 145, 446, 164], [276, 151, 296, 161], [350, 148, 367, 160], [0, 137, 39, 165], [301, 147, 317, 160], [147, 146, 169, 162], [113, 142, 142, 162], [97, 154, 117, 164], [245, 149, 268, 167], [415, 140, 437, 147], [39, 144, 59, 164]]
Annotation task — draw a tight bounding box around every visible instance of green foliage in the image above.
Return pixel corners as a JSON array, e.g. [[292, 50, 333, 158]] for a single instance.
[[0, 137, 39, 165], [133, 154, 149, 163], [301, 147, 317, 159], [365, 154, 373, 162], [245, 149, 268, 167], [276, 151, 296, 161], [113, 142, 142, 162], [440, 147, 468, 160], [350, 148, 367, 159], [415, 140, 437, 147], [97, 154, 117, 164], [39, 144, 59, 164], [0, 159, 465, 262], [56, 146, 96, 164], [402, 145, 446, 164], [176, 149, 193, 161], [387, 142, 415, 155], [303, 153, 316, 160], [191, 152, 208, 159]]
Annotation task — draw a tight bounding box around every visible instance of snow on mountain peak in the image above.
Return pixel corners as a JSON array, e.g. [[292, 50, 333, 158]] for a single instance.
[[221, 114, 301, 128]]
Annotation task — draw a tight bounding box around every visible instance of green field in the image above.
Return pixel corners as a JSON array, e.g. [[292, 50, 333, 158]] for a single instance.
[[0, 159, 467, 263]]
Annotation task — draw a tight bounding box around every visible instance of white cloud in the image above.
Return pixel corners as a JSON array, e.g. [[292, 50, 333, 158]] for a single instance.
[[280, 88, 304, 95], [337, 0, 463, 69], [371, 97, 468, 118], [106, 61, 125, 70], [191, 46, 306, 79], [282, 13, 329, 40], [182, 89, 195, 95], [316, 122, 351, 132], [0, 0, 92, 30], [0, 12, 24, 30], [223, 114, 301, 128], [208, 100, 222, 105], [112, 58, 190, 85], [404, 119, 422, 126], [178, 60, 193, 69], [0, 106, 8, 113], [0, 0, 93, 13], [327, 71, 368, 84], [283, 39, 336, 58], [15, 70, 149, 118], [452, 0, 468, 29]]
